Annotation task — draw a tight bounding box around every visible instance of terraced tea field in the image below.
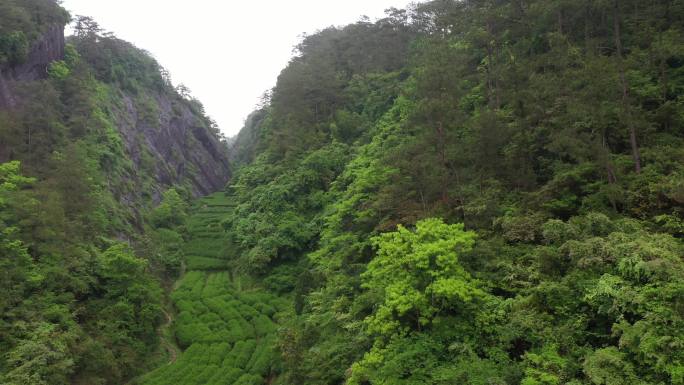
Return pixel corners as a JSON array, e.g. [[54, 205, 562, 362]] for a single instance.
[[140, 193, 288, 385]]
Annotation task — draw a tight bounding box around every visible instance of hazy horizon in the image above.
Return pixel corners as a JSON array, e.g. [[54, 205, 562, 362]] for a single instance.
[[59, 0, 412, 137]]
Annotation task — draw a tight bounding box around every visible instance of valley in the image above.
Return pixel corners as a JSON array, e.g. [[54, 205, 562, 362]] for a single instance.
[[1, 0, 683, 384], [140, 194, 287, 385]]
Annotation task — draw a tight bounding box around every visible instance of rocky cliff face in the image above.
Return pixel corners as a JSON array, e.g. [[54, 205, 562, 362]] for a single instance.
[[0, 24, 65, 108], [115, 92, 231, 199], [0, 24, 231, 200], [0, 73, 11, 108]]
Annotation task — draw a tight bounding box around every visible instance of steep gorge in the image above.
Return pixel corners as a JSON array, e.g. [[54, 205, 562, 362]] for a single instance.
[[2, 1, 684, 385]]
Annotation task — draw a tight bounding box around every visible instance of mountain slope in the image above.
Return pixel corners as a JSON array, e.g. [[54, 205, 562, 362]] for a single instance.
[[0, 2, 231, 384], [218, 1, 684, 384], [1, 1, 683, 385]]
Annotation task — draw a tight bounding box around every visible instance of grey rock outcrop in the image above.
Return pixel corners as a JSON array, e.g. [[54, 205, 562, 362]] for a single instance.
[[0, 24, 65, 108], [0, 24, 231, 200], [114, 92, 231, 200]]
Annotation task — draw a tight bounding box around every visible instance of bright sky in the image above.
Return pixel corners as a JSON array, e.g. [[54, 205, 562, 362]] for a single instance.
[[59, 1, 412, 136]]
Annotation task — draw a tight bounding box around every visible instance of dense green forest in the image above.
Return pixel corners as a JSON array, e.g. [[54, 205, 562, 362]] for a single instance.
[[1, 0, 684, 384], [226, 0, 684, 384]]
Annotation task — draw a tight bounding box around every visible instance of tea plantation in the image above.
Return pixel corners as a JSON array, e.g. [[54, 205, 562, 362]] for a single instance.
[[140, 193, 288, 385]]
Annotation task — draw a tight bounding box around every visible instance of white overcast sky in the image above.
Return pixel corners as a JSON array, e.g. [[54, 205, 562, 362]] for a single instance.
[[59, 1, 412, 136]]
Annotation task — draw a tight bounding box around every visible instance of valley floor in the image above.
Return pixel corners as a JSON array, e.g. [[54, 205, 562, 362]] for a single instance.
[[139, 193, 287, 385]]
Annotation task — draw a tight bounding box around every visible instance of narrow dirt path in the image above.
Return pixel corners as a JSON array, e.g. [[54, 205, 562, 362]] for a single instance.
[[121, 307, 179, 385], [159, 308, 179, 364], [173, 260, 186, 290], [156, 259, 185, 365]]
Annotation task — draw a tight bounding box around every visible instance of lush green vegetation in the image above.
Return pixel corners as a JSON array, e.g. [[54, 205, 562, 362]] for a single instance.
[[220, 1, 684, 384], [140, 193, 288, 385], [2, 0, 684, 384], [0, 0, 69, 66], [0, 1, 227, 384]]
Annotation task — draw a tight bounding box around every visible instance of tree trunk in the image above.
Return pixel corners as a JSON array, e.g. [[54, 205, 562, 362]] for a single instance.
[[27, 126, 32, 168], [584, 1, 592, 54], [603, 132, 618, 185], [486, 20, 501, 109], [436, 121, 449, 205], [613, 0, 642, 173]]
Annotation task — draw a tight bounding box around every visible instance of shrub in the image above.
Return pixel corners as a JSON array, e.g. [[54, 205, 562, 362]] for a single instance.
[[0, 31, 28, 65]]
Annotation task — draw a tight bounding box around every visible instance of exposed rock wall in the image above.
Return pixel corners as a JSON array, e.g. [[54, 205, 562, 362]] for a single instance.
[[0, 24, 231, 200], [115, 92, 231, 200], [0, 69, 13, 108], [0, 24, 65, 108]]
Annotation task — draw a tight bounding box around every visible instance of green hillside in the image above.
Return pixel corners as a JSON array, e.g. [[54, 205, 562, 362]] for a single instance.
[[222, 1, 684, 384], [1, 0, 684, 384], [0, 1, 229, 384]]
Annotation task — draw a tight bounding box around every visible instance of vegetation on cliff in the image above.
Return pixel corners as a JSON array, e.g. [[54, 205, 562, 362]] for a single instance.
[[0, 1, 229, 384], [1, 0, 684, 384], [0, 0, 68, 66]]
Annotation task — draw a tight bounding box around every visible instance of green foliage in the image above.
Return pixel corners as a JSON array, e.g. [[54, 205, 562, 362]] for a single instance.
[[47, 60, 70, 80], [0, 31, 28, 66], [362, 218, 480, 335], [583, 347, 640, 385], [0, 1, 227, 383], [141, 193, 287, 385], [151, 188, 188, 228], [0, 160, 34, 194], [0, 161, 36, 319], [521, 345, 568, 385], [0, 161, 164, 384], [227, 143, 349, 271], [2, 322, 77, 385], [0, 0, 69, 66], [213, 1, 684, 383], [71, 16, 170, 94], [150, 228, 184, 275], [2, 0, 684, 383]]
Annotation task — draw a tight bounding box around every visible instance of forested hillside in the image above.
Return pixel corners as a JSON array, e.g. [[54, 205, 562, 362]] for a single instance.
[[2, 0, 684, 385], [0, 1, 230, 384], [224, 0, 684, 384]]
